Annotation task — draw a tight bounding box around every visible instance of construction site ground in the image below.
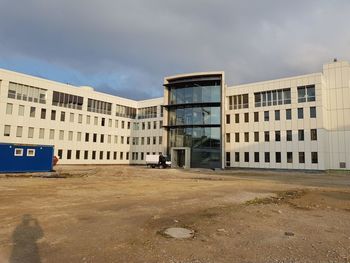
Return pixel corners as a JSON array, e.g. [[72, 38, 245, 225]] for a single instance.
[[0, 166, 349, 263]]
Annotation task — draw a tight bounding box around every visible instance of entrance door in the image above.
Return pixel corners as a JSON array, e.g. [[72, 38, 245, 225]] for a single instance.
[[177, 149, 185, 168]]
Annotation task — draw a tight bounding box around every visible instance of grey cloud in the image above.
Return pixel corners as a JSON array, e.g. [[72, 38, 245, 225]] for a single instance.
[[0, 0, 350, 99]]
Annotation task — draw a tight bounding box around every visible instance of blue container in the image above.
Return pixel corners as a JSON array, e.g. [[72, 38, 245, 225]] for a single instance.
[[0, 143, 54, 173]]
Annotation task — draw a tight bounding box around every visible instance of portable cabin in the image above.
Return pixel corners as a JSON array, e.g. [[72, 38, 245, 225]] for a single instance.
[[0, 143, 54, 173]]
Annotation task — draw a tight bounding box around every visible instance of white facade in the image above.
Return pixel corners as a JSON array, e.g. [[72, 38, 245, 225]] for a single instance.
[[0, 60, 349, 170], [0, 69, 163, 165], [224, 60, 350, 170]]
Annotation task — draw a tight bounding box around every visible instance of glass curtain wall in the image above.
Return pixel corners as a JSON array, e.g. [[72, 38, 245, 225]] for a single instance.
[[166, 76, 222, 168]]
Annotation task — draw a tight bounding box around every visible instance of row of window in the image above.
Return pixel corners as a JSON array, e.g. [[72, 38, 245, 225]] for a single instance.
[[8, 82, 47, 104], [226, 151, 318, 165], [5, 104, 163, 130], [228, 85, 315, 110], [52, 91, 84, 110], [57, 149, 162, 161], [226, 107, 317, 124], [226, 129, 318, 143], [2, 125, 163, 145]]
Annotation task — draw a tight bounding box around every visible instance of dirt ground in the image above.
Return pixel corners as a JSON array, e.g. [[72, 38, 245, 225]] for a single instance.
[[0, 166, 349, 263]]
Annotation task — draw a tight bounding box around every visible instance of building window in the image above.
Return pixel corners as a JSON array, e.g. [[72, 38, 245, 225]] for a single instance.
[[126, 152, 129, 160], [28, 127, 34, 138], [310, 107, 316, 118], [60, 111, 65, 122], [298, 130, 304, 141], [153, 121, 157, 129], [265, 152, 270, 163], [67, 150, 72, 160], [52, 91, 84, 110], [87, 115, 91, 124], [226, 152, 231, 166], [39, 128, 45, 139], [141, 137, 144, 145], [3, 125, 11, 136], [108, 135, 112, 144], [68, 131, 73, 141], [299, 152, 305, 163], [93, 133, 97, 143], [254, 132, 259, 142], [99, 151, 104, 160], [286, 130, 292, 141], [226, 114, 230, 124], [275, 131, 281, 142], [58, 149, 63, 159], [254, 112, 259, 122], [84, 151, 89, 160], [59, 130, 64, 140], [101, 118, 105, 127], [92, 151, 96, 160], [298, 108, 304, 119], [226, 133, 230, 143], [264, 111, 269, 121], [16, 126, 23, 138], [286, 109, 292, 120], [18, 105, 25, 116], [235, 152, 240, 162], [244, 152, 249, 162], [107, 151, 111, 160], [264, 131, 270, 142], [287, 152, 293, 163], [41, 109, 46, 119], [254, 88, 291, 107], [30, 107, 36, 118], [76, 150, 80, 160], [49, 129, 55, 140], [51, 110, 56, 120], [275, 110, 280, 121], [244, 113, 249, 123], [78, 114, 83, 123], [113, 152, 117, 160], [141, 152, 144, 160], [235, 114, 239, 123], [137, 106, 156, 119], [311, 129, 317, 140], [85, 133, 89, 142], [244, 132, 249, 142], [87, 98, 112, 115], [231, 94, 249, 109], [94, 117, 98, 125], [8, 82, 47, 104], [6, 103, 13, 115], [311, 152, 318, 163], [69, 113, 74, 122], [297, 85, 315, 103], [159, 136, 163, 144], [276, 152, 281, 163], [254, 152, 259, 162], [101, 134, 105, 143], [235, 133, 240, 142]]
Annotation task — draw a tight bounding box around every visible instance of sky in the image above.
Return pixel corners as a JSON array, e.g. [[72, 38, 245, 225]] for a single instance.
[[0, 0, 350, 100]]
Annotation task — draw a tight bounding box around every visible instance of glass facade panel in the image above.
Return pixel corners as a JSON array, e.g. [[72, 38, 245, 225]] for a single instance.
[[166, 76, 222, 168]]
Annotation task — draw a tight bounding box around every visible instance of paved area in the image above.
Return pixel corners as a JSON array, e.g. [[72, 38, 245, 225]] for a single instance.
[[0, 166, 349, 263]]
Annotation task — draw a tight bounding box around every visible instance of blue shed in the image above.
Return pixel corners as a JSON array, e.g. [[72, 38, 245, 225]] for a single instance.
[[0, 143, 54, 173]]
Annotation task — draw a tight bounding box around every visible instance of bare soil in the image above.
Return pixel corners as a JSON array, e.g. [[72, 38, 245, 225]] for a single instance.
[[0, 166, 349, 263]]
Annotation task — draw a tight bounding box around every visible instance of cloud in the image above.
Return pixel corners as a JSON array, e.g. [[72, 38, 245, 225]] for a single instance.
[[0, 0, 350, 99]]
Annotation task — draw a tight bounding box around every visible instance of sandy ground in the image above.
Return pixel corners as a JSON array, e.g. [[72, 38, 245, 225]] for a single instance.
[[0, 166, 349, 263]]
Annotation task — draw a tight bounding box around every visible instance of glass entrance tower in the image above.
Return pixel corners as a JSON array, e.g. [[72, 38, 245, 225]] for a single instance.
[[163, 72, 224, 168]]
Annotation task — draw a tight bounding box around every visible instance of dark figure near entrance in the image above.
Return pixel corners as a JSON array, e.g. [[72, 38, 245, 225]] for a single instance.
[[10, 214, 43, 263], [158, 153, 167, 168]]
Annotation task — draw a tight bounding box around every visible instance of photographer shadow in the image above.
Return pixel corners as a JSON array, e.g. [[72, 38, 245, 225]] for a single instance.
[[10, 214, 43, 263]]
